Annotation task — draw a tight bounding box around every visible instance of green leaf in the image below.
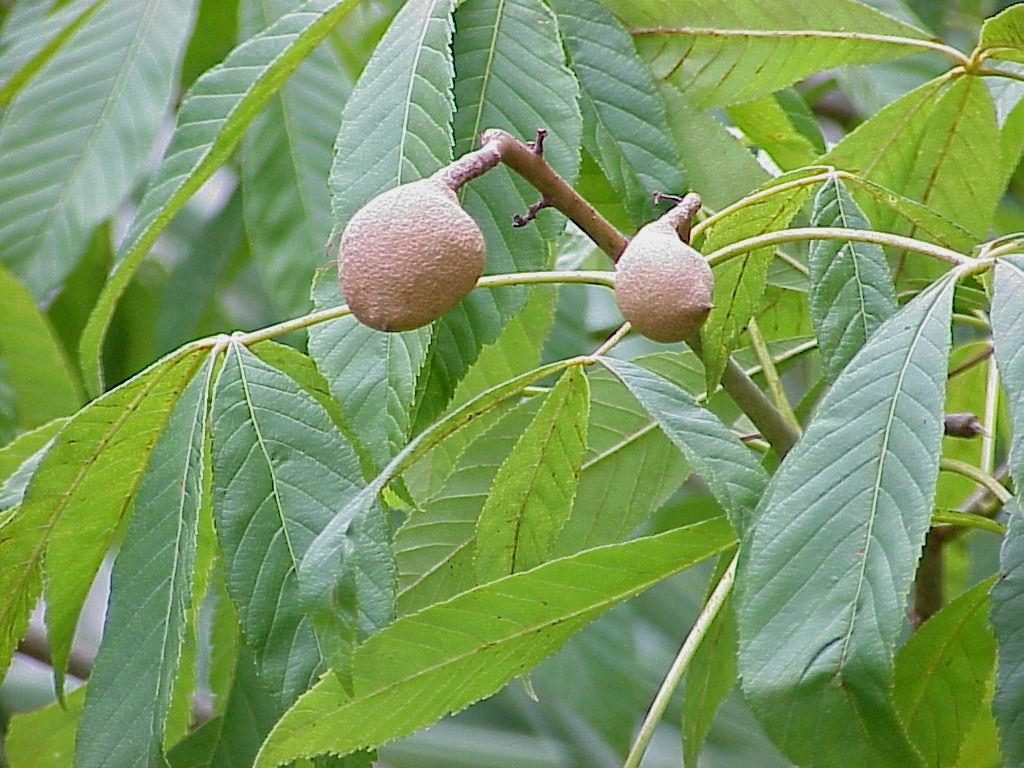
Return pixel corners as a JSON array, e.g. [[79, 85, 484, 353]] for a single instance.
[[0, 0, 198, 297], [696, 169, 815, 393], [659, 85, 767, 210], [166, 645, 284, 768], [840, 174, 977, 253], [75, 357, 213, 767], [475, 367, 589, 581], [551, 0, 683, 225], [78, 0, 361, 396], [737, 276, 956, 768], [598, 357, 767, 537], [824, 77, 1000, 248], [5, 685, 86, 768], [240, 0, 352, 315], [307, 0, 458, 469], [298, 357, 580, 631], [1, 348, 204, 697], [211, 341, 372, 704], [328, 0, 455, 234], [554, 366, 688, 553], [255, 517, 736, 765], [308, 273, 431, 474], [991, 500, 1024, 767], [0, 0, 106, 108], [0, 265, 83, 430], [979, 4, 1024, 64], [808, 177, 898, 382], [396, 397, 542, 613], [994, 255, 1024, 485], [726, 91, 822, 171], [0, 418, 66, 491], [413, 0, 582, 426], [614, 0, 932, 107], [991, 255, 1024, 765], [892, 578, 997, 768], [683, 554, 738, 768]]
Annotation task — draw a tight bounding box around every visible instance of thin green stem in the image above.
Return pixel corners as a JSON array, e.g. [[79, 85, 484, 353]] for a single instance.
[[975, 64, 1024, 84], [982, 353, 1000, 476], [951, 313, 990, 331], [591, 322, 632, 358], [229, 270, 616, 346], [939, 457, 1012, 504], [746, 318, 801, 434], [932, 509, 1005, 536], [706, 227, 970, 269], [623, 555, 738, 768]]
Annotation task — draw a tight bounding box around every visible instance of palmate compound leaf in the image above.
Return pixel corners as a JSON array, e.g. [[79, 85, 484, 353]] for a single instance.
[[0, 0, 198, 298], [611, 0, 933, 108], [474, 366, 589, 581], [211, 341, 379, 704], [75, 356, 214, 768], [990, 254, 1024, 763], [892, 577, 997, 768], [736, 275, 956, 767], [0, 347, 206, 697], [255, 517, 736, 765], [79, 0, 362, 396], [808, 177, 898, 382]]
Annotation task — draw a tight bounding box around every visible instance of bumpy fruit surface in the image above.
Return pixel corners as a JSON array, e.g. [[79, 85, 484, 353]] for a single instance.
[[339, 178, 486, 332], [614, 219, 714, 343]]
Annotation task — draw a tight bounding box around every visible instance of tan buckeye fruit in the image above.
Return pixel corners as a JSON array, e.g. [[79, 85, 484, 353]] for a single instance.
[[614, 209, 714, 343], [339, 177, 486, 332]]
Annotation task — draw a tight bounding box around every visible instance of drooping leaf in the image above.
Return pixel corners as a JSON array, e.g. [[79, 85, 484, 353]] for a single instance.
[[211, 341, 372, 703], [554, 365, 688, 553], [0, 0, 106, 108], [256, 517, 736, 766], [412, 0, 582, 427], [808, 177, 898, 382], [613, 0, 932, 107], [75, 356, 213, 768], [2, 348, 204, 697], [992, 500, 1024, 767], [297, 358, 581, 631], [598, 357, 767, 536], [659, 85, 768, 210], [308, 273, 431, 474], [396, 397, 542, 613], [824, 76, 1000, 253], [78, 0, 361, 395], [979, 4, 1024, 64], [736, 277, 956, 768], [551, 0, 683, 225], [991, 254, 1024, 764], [892, 578, 997, 768], [726, 90, 823, 171], [696, 168, 816, 390], [0, 265, 83, 431], [5, 685, 87, 768], [0, 418, 66, 491], [328, 0, 455, 233], [475, 367, 589, 581], [240, 0, 352, 315], [0, 0, 198, 297]]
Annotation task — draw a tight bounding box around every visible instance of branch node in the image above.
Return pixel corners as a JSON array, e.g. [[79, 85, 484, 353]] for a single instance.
[[512, 198, 551, 228], [944, 412, 987, 439], [530, 128, 548, 156]]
